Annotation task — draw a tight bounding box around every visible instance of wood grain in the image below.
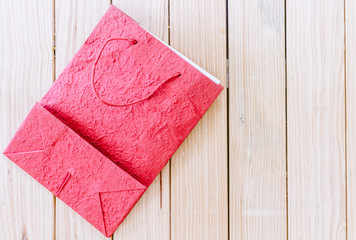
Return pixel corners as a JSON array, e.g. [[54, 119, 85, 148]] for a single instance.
[[287, 0, 346, 239], [54, 1, 111, 239], [0, 0, 54, 239], [346, 0, 356, 238], [111, 1, 170, 239], [228, 0, 287, 239], [169, 0, 228, 239], [1, 0, 353, 239]]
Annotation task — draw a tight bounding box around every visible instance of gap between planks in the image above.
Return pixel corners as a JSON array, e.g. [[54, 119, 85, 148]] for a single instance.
[[225, 1, 230, 240], [344, 0, 348, 238], [284, 0, 289, 239], [52, 1, 56, 240]]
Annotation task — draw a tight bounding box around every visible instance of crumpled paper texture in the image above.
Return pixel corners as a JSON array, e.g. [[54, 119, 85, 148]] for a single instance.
[[4, 103, 146, 236], [4, 5, 223, 238]]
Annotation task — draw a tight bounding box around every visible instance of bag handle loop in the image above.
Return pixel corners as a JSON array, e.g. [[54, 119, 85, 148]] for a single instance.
[[92, 38, 181, 107]]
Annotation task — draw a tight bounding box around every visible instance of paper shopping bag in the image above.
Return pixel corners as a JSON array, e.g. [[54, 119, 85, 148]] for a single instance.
[[4, 5, 223, 237]]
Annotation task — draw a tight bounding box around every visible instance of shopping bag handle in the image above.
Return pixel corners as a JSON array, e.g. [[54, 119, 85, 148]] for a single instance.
[[92, 38, 181, 107]]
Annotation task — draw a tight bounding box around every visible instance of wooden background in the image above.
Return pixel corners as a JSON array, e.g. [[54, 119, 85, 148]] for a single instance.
[[0, 0, 351, 239]]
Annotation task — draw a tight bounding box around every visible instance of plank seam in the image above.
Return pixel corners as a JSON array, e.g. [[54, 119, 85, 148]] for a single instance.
[[284, 0, 289, 239], [226, 0, 230, 239], [52, 0, 56, 239], [168, 1, 172, 240], [344, 0, 348, 238]]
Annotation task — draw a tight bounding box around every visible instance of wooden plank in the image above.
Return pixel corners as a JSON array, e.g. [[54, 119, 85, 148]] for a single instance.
[[111, 1, 170, 239], [287, 0, 346, 239], [228, 0, 287, 239], [346, 0, 356, 238], [169, 0, 228, 239], [54, 1, 111, 239], [0, 0, 54, 239]]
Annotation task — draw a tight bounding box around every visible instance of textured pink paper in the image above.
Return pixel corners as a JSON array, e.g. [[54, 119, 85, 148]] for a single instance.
[[4, 103, 146, 236], [4, 5, 223, 237]]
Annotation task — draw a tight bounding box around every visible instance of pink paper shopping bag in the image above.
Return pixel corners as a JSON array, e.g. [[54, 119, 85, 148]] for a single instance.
[[4, 5, 223, 237]]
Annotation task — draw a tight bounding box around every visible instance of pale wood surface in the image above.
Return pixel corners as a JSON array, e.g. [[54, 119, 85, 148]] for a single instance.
[[0, 0, 353, 239], [228, 0, 287, 239], [169, 0, 228, 239], [0, 0, 54, 239], [287, 0, 346, 239], [347, 0, 356, 239]]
